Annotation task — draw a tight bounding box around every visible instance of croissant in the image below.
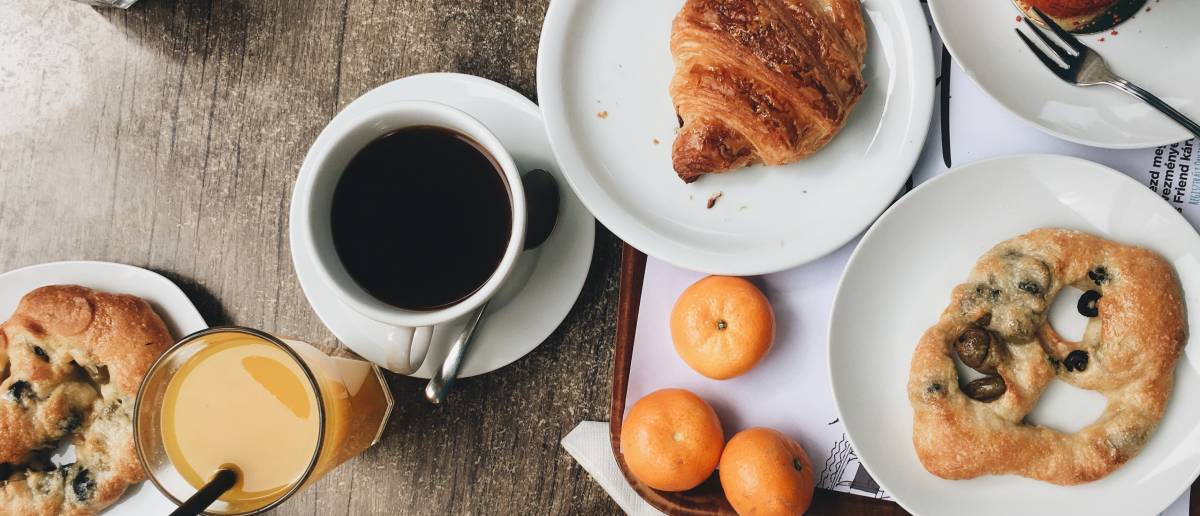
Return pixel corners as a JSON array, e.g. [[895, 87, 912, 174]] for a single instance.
[[669, 0, 867, 183]]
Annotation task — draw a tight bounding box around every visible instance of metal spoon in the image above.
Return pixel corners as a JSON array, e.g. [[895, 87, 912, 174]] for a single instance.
[[424, 169, 560, 404]]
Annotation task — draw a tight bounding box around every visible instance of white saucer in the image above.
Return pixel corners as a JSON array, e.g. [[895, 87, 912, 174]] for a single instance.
[[289, 73, 595, 379], [829, 155, 1200, 515], [930, 0, 1200, 148], [0, 261, 207, 515]]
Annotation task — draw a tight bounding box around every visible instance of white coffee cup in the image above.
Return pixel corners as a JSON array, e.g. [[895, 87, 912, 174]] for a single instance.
[[292, 100, 527, 374]]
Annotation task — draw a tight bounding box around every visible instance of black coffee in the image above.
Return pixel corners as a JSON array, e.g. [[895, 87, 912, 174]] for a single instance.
[[330, 126, 512, 311]]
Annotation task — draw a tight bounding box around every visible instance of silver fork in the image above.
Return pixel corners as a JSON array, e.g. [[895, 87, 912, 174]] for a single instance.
[[1015, 7, 1200, 140]]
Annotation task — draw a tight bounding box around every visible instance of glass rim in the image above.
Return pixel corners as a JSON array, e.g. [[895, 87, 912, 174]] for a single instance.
[[133, 325, 328, 516]]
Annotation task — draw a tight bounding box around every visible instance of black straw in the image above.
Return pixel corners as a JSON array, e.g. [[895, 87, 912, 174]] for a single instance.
[[169, 468, 239, 516]]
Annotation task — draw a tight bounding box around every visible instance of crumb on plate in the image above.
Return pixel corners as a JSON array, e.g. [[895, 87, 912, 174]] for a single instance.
[[707, 192, 723, 209]]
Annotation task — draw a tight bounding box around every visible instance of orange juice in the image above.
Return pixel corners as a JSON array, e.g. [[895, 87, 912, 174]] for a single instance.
[[153, 330, 392, 513], [161, 336, 320, 507]]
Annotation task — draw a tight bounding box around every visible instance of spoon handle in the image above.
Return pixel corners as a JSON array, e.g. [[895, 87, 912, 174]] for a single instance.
[[425, 301, 489, 404]]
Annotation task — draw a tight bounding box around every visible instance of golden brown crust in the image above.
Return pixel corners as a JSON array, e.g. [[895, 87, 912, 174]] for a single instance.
[[0, 285, 172, 515], [669, 0, 867, 182], [908, 229, 1186, 485]]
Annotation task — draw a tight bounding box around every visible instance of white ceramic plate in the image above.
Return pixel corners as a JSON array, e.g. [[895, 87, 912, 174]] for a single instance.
[[929, 0, 1200, 148], [829, 155, 1200, 515], [0, 261, 207, 515], [537, 0, 933, 275], [289, 73, 595, 379]]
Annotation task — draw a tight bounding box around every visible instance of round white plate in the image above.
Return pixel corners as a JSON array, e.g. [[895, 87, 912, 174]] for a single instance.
[[829, 155, 1200, 515], [289, 73, 595, 379], [537, 0, 933, 275], [0, 261, 207, 515], [930, 0, 1200, 148]]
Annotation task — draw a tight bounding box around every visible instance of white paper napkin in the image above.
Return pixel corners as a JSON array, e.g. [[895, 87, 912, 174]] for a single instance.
[[561, 422, 666, 516]]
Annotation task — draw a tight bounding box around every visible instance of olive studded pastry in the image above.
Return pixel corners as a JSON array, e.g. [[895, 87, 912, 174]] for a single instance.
[[0, 286, 172, 515], [908, 228, 1187, 485]]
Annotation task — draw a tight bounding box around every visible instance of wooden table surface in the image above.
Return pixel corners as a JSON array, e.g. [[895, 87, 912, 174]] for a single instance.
[[0, 0, 900, 514]]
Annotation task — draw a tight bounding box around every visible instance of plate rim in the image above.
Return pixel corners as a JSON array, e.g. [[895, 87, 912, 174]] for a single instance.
[[0, 260, 206, 335], [536, 0, 936, 275], [927, 0, 1192, 149], [826, 153, 1200, 515]]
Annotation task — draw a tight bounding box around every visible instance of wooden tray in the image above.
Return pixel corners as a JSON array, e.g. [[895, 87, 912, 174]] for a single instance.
[[607, 243, 1200, 515]]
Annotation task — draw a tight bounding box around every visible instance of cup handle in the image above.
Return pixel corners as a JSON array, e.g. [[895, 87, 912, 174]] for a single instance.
[[384, 325, 434, 375]]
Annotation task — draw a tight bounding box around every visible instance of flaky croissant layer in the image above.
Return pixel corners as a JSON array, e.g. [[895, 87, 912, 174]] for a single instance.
[[669, 0, 867, 183]]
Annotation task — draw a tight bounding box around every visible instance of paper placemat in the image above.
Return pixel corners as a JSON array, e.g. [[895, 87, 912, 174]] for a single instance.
[[623, 8, 1197, 513]]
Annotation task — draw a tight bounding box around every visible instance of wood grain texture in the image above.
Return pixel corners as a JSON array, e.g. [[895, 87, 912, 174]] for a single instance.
[[0, 0, 621, 514], [5, 1, 1193, 515]]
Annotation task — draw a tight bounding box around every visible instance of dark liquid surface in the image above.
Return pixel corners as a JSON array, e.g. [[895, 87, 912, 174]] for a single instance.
[[331, 126, 512, 311]]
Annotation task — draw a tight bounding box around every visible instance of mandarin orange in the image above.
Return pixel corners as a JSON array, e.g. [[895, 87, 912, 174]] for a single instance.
[[670, 276, 775, 380], [620, 388, 724, 492], [719, 427, 815, 516]]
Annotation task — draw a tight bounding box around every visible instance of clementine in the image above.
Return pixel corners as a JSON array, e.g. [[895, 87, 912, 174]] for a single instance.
[[620, 388, 724, 492], [670, 276, 775, 380], [719, 427, 815, 516]]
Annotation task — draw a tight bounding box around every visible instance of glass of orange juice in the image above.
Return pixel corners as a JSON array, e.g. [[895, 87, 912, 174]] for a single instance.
[[134, 326, 393, 515]]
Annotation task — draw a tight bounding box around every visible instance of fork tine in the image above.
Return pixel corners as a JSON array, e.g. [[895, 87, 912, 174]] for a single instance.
[[1022, 17, 1077, 64], [1015, 29, 1072, 81], [1029, 6, 1088, 54]]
